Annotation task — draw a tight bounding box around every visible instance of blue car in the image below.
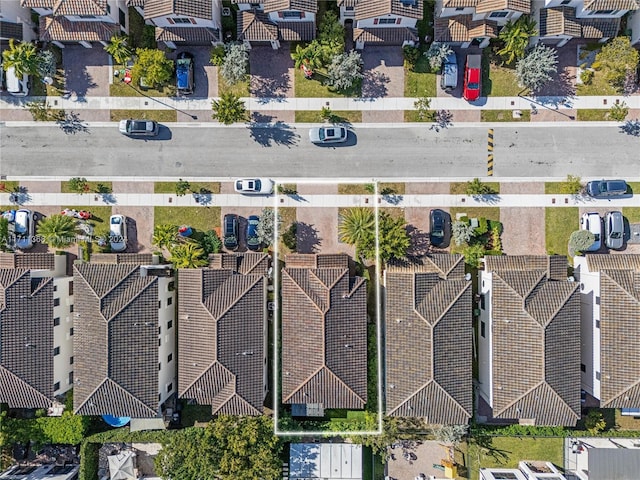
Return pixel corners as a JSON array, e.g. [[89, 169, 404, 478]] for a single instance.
[[246, 215, 260, 251], [176, 52, 194, 95]]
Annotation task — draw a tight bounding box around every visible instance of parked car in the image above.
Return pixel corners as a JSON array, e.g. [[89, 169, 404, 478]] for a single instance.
[[14, 209, 34, 250], [440, 52, 458, 92], [223, 214, 239, 251], [118, 119, 159, 137], [234, 178, 275, 195], [246, 215, 260, 251], [604, 211, 624, 250], [586, 179, 628, 198], [580, 212, 602, 252], [109, 215, 127, 252], [176, 51, 194, 95], [463, 54, 481, 102], [5, 66, 29, 97], [430, 209, 450, 247], [309, 126, 348, 144]]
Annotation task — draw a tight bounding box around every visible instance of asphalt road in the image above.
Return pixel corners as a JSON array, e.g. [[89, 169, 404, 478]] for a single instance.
[[1, 123, 637, 178]]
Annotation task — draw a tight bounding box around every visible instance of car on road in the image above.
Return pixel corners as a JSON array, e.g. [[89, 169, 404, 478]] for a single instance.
[[246, 215, 260, 251], [14, 209, 34, 250], [580, 212, 602, 252], [119, 119, 159, 137], [440, 52, 458, 92], [586, 179, 628, 198], [309, 126, 348, 144], [109, 215, 127, 252], [223, 214, 239, 251], [430, 209, 450, 247], [463, 54, 481, 102], [604, 211, 624, 250], [176, 51, 194, 95], [234, 178, 275, 195]]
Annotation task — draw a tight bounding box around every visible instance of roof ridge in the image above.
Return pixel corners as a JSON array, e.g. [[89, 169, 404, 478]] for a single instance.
[[494, 380, 544, 417], [282, 365, 324, 403], [387, 378, 434, 415], [207, 274, 263, 321], [180, 360, 232, 397], [323, 365, 366, 405], [213, 392, 262, 416], [603, 270, 640, 305], [283, 269, 325, 315], [540, 282, 578, 328], [0, 365, 53, 407], [431, 281, 471, 326], [78, 378, 157, 417], [602, 377, 640, 408]]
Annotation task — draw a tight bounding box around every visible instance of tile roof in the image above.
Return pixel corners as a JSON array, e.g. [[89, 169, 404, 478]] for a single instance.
[[237, 10, 279, 41], [39, 15, 120, 42], [442, 0, 479, 7], [281, 254, 368, 410], [278, 21, 316, 40], [126, 0, 145, 6], [0, 269, 55, 409], [475, 0, 531, 13], [0, 253, 55, 270], [178, 254, 268, 416], [142, 0, 212, 19], [486, 256, 581, 426], [0, 21, 24, 40], [353, 26, 418, 44], [584, 0, 639, 10], [579, 17, 620, 38], [385, 255, 472, 424], [73, 263, 167, 418], [539, 7, 582, 36], [435, 15, 498, 42], [22, 0, 108, 15], [264, 0, 319, 13], [155, 26, 220, 43], [338, 0, 423, 21], [90, 253, 154, 264], [586, 254, 640, 272]]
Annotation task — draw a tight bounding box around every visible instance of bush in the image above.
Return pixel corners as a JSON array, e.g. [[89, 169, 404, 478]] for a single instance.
[[210, 45, 226, 66], [580, 69, 594, 85], [461, 243, 486, 268], [200, 230, 222, 255], [220, 43, 248, 85], [609, 102, 629, 122], [568, 229, 595, 256], [559, 174, 583, 195], [590, 60, 601, 71], [452, 220, 475, 246], [282, 222, 297, 251], [403, 45, 420, 70], [585, 410, 606, 434], [474, 217, 489, 236]]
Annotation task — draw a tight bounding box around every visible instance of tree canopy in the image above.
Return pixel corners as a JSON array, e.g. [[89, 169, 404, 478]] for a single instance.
[[327, 51, 363, 91], [594, 37, 640, 93], [220, 43, 248, 85], [132, 48, 173, 87], [1, 39, 40, 78], [515, 43, 558, 92], [36, 214, 78, 249], [212, 93, 248, 125], [498, 16, 537, 65]]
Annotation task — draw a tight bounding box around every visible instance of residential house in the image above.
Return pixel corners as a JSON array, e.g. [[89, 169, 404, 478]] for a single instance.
[[0, 0, 37, 42], [435, 0, 530, 48], [128, 0, 222, 48], [72, 254, 175, 418], [0, 253, 73, 413], [281, 254, 367, 414], [478, 255, 581, 426], [338, 0, 422, 49], [178, 253, 269, 416], [235, 0, 317, 49], [21, 0, 127, 48], [384, 255, 472, 424], [574, 255, 640, 409]]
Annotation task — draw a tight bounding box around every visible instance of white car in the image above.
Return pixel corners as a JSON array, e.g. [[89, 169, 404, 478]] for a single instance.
[[118, 119, 159, 137], [234, 178, 275, 195], [309, 126, 348, 144], [109, 215, 127, 252], [580, 212, 602, 252], [14, 209, 34, 250]]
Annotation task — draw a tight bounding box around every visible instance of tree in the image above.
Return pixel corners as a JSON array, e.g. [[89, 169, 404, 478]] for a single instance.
[[257, 208, 281, 246], [26, 101, 65, 122], [515, 43, 558, 92], [585, 410, 606, 435], [169, 241, 207, 268], [104, 35, 132, 65], [452, 220, 475, 246], [131, 48, 173, 87], [414, 97, 434, 122], [432, 425, 468, 465], [465, 178, 497, 195], [559, 174, 583, 195], [317, 10, 344, 57], [338, 208, 375, 246], [2, 39, 40, 78], [609, 102, 629, 121], [212, 93, 248, 125], [200, 230, 222, 255], [175, 178, 191, 196], [424, 42, 453, 71], [462, 243, 486, 268], [498, 16, 537, 65], [210, 45, 226, 66], [36, 214, 78, 249], [568, 229, 595, 256], [36, 49, 57, 79], [290, 41, 324, 70], [359, 212, 410, 263], [155, 427, 217, 480], [153, 224, 178, 250], [327, 51, 363, 91], [595, 37, 640, 93], [68, 177, 89, 193], [220, 43, 248, 85]]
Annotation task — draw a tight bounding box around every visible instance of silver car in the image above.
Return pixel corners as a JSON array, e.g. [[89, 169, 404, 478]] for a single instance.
[[118, 119, 159, 137], [109, 215, 127, 252], [605, 211, 624, 250], [14, 209, 34, 250], [309, 126, 348, 144]]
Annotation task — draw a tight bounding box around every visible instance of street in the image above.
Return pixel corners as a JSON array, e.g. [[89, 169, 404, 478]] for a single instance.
[[0, 123, 636, 178]]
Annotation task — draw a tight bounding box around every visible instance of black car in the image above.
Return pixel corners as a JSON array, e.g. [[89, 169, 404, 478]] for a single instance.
[[246, 215, 260, 251], [430, 209, 450, 247], [223, 214, 238, 251]]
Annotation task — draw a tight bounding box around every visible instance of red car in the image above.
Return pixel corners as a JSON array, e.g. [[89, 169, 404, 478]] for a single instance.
[[463, 54, 482, 101]]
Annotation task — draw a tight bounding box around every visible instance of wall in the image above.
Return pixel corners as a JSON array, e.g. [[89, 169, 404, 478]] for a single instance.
[[157, 276, 176, 406], [52, 277, 74, 397], [477, 271, 494, 407]]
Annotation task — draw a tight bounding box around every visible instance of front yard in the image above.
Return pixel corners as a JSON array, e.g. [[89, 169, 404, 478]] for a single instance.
[[545, 207, 578, 257], [482, 55, 522, 97], [404, 54, 437, 98], [154, 206, 221, 231]]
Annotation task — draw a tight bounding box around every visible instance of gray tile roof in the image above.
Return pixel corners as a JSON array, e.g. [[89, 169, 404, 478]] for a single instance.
[[155, 26, 220, 43], [73, 263, 168, 418], [178, 254, 268, 416], [142, 0, 212, 19], [353, 27, 418, 44], [485, 255, 581, 426], [0, 253, 55, 270], [0, 269, 55, 409], [237, 10, 279, 41], [281, 254, 368, 410], [385, 255, 472, 424], [264, 0, 319, 13], [278, 21, 316, 41], [338, 0, 423, 21], [0, 21, 24, 40]]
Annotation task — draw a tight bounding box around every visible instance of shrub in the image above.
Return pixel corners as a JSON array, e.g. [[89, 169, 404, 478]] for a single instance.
[[452, 220, 475, 246], [414, 97, 434, 122], [200, 230, 222, 255], [474, 217, 489, 236], [609, 102, 629, 122], [403, 45, 420, 70], [580, 69, 594, 85], [568, 229, 595, 256], [590, 60, 601, 71], [461, 243, 486, 268], [327, 51, 363, 91], [490, 225, 503, 253], [585, 410, 606, 434], [559, 174, 583, 195], [465, 178, 497, 195], [210, 45, 226, 66], [424, 42, 453, 71], [220, 43, 248, 85], [282, 222, 297, 251]]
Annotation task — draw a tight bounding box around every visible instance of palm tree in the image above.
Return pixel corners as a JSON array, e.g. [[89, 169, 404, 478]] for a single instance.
[[152, 224, 178, 250], [211, 93, 248, 125], [338, 207, 375, 245], [2, 39, 40, 78], [290, 41, 324, 70], [498, 16, 537, 65], [36, 214, 78, 249], [104, 35, 132, 65], [169, 241, 207, 268]]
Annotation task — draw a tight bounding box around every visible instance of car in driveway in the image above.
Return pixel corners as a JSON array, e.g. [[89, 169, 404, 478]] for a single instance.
[[440, 52, 458, 92], [14, 209, 34, 250], [109, 215, 127, 252], [176, 51, 194, 95], [223, 214, 239, 251], [309, 126, 348, 144], [586, 179, 628, 198], [234, 178, 275, 195], [430, 209, 450, 247], [463, 54, 481, 102], [119, 119, 159, 137], [246, 215, 260, 251], [604, 211, 624, 250], [580, 212, 602, 252]]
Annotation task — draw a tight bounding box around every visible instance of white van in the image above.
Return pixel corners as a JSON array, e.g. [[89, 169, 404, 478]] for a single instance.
[[5, 66, 29, 96]]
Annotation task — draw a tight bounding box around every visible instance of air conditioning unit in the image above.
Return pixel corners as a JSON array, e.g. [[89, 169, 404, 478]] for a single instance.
[[222, 7, 231, 16]]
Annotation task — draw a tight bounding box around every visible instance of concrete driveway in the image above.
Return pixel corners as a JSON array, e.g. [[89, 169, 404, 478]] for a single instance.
[[500, 182, 546, 255], [249, 45, 294, 99], [63, 45, 110, 97], [360, 46, 405, 122]]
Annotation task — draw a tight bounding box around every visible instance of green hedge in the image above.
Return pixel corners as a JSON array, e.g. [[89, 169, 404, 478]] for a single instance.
[[79, 441, 100, 480]]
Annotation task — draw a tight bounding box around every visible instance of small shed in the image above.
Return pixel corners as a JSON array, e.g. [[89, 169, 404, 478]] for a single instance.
[[107, 451, 136, 480], [289, 443, 362, 480]]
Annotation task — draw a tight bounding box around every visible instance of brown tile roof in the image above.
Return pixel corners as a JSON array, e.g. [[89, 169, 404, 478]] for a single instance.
[[584, 0, 639, 10], [442, 0, 478, 7], [484, 255, 568, 281], [475, 0, 531, 13], [579, 17, 620, 38], [264, 0, 319, 13], [90, 253, 154, 264], [237, 10, 279, 41], [178, 254, 268, 416], [0, 269, 55, 409], [435, 15, 498, 42], [126, 0, 145, 6], [385, 255, 472, 423], [208, 252, 270, 275], [0, 21, 24, 40], [0, 253, 55, 270], [486, 256, 581, 426], [278, 21, 316, 40], [539, 7, 582, 36], [22, 0, 108, 15], [73, 263, 168, 418], [155, 26, 220, 43], [39, 15, 120, 42], [143, 0, 212, 19], [586, 254, 640, 272], [353, 26, 418, 44], [281, 254, 367, 409], [340, 0, 423, 21]]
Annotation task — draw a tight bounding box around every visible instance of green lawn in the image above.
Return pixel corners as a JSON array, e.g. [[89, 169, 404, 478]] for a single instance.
[[404, 109, 436, 122], [449, 207, 500, 222], [404, 54, 437, 98], [623, 207, 640, 223], [362, 447, 385, 480], [294, 66, 361, 98], [545, 207, 578, 257], [110, 109, 177, 122], [338, 184, 372, 194], [576, 70, 618, 96], [483, 56, 522, 97], [545, 182, 565, 194], [217, 71, 250, 97], [625, 182, 640, 194], [576, 109, 609, 121], [154, 206, 221, 230], [61, 205, 113, 237], [109, 79, 175, 98], [0, 181, 20, 192], [61, 181, 112, 194], [450, 182, 500, 195], [295, 110, 362, 123], [154, 182, 220, 194], [481, 110, 531, 122]]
